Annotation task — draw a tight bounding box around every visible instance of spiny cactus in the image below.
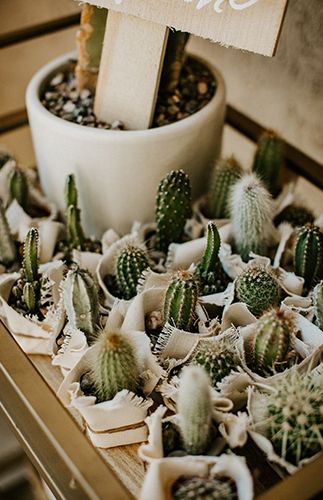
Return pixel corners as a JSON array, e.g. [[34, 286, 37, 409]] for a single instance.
[[177, 366, 213, 455], [88, 330, 141, 402], [23, 227, 39, 283], [9, 167, 29, 211], [65, 173, 78, 207], [192, 338, 239, 386], [244, 309, 295, 376], [294, 224, 323, 289], [172, 476, 237, 500], [66, 205, 85, 250], [0, 200, 17, 266], [231, 174, 275, 261], [313, 281, 323, 330], [164, 270, 199, 331], [252, 130, 283, 196], [115, 244, 150, 300], [274, 204, 314, 228], [62, 266, 100, 345], [207, 156, 242, 219], [266, 370, 323, 466], [235, 265, 280, 317], [155, 170, 192, 253], [195, 222, 228, 294]]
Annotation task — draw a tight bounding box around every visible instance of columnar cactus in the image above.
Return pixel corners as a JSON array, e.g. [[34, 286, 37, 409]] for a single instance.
[[294, 224, 323, 289], [274, 204, 314, 228], [244, 309, 295, 376], [172, 476, 237, 500], [163, 270, 199, 331], [0, 200, 17, 266], [23, 227, 39, 283], [115, 244, 150, 300], [235, 265, 280, 317], [207, 156, 242, 219], [88, 330, 141, 402], [62, 266, 100, 345], [231, 174, 275, 261], [313, 281, 323, 330], [252, 130, 283, 196], [177, 366, 213, 455], [195, 222, 228, 294], [192, 338, 239, 386], [155, 170, 192, 253], [9, 167, 29, 210]]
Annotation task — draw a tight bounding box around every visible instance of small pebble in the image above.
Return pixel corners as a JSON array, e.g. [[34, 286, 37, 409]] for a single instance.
[[197, 81, 208, 94], [50, 73, 64, 86]]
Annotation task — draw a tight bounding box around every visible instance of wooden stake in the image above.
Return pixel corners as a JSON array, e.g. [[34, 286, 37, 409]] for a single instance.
[[94, 11, 168, 130]]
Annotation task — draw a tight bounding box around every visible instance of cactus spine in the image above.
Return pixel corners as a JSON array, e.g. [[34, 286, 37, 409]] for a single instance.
[[172, 476, 237, 500], [235, 265, 280, 317], [155, 170, 192, 253], [115, 244, 150, 300], [89, 330, 141, 402], [0, 200, 16, 266], [274, 204, 314, 228], [207, 156, 242, 219], [252, 130, 283, 196], [313, 281, 323, 330], [192, 338, 239, 386], [9, 167, 29, 210], [195, 222, 227, 294], [231, 174, 275, 261], [294, 224, 323, 289], [164, 270, 199, 331], [177, 366, 213, 455]]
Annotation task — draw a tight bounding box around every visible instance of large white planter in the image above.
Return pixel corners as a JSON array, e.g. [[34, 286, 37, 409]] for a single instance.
[[26, 52, 226, 237]]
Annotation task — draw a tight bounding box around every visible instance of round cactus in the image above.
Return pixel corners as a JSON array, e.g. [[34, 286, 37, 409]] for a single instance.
[[235, 265, 280, 317], [155, 170, 192, 253], [0, 200, 16, 266], [274, 204, 314, 228], [294, 224, 323, 289], [207, 156, 242, 219], [313, 281, 323, 330], [9, 167, 29, 210], [115, 244, 150, 300], [252, 130, 283, 196], [192, 339, 239, 386], [172, 476, 237, 500], [164, 270, 199, 331]]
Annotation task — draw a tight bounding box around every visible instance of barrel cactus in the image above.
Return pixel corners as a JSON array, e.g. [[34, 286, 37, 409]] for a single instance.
[[164, 270, 199, 331], [274, 204, 314, 228], [294, 224, 323, 289], [9, 167, 29, 211], [155, 170, 192, 253], [313, 281, 323, 330], [0, 200, 17, 267], [252, 130, 283, 196], [172, 476, 237, 500], [192, 338, 239, 386], [207, 156, 242, 219], [235, 265, 280, 317], [115, 243, 150, 300], [231, 173, 275, 261]]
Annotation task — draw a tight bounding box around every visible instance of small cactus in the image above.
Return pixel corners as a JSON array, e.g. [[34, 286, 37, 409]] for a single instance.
[[23, 282, 37, 314], [235, 265, 280, 317], [155, 170, 192, 253], [164, 270, 199, 331], [115, 244, 150, 300], [274, 204, 314, 228], [65, 173, 78, 207], [66, 205, 86, 250], [9, 167, 29, 211], [23, 227, 39, 283], [313, 281, 323, 330], [192, 338, 239, 386], [0, 200, 17, 266], [195, 222, 228, 294], [172, 476, 237, 500], [88, 330, 141, 402], [62, 266, 100, 345], [177, 366, 213, 455], [207, 156, 242, 219], [252, 130, 283, 196], [244, 309, 295, 376], [294, 224, 323, 289]]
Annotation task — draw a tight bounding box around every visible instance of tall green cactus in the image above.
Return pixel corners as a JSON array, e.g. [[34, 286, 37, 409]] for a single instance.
[[172, 476, 237, 500], [115, 244, 150, 300], [252, 130, 283, 196], [0, 200, 17, 266], [313, 281, 323, 330], [231, 173, 274, 261], [294, 224, 323, 289], [155, 170, 192, 253], [163, 270, 199, 331], [207, 156, 242, 219], [9, 167, 29, 211], [23, 227, 39, 283]]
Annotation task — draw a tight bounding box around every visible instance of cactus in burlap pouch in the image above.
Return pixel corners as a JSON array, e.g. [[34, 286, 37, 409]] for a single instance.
[[207, 156, 242, 219], [164, 270, 199, 332], [115, 244, 150, 300], [294, 224, 323, 289], [313, 281, 323, 330], [172, 476, 237, 500], [252, 130, 283, 196], [9, 167, 29, 211], [0, 200, 16, 266], [192, 337, 239, 386]]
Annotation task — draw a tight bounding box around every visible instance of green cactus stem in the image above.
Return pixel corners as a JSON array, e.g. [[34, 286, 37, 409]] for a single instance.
[[192, 338, 239, 386], [207, 156, 242, 219], [23, 227, 39, 283], [155, 170, 192, 253], [177, 366, 213, 455], [9, 167, 29, 211], [65, 173, 78, 207], [163, 270, 199, 331], [231, 173, 275, 261], [172, 476, 237, 500], [252, 130, 283, 196], [0, 200, 17, 266], [294, 224, 323, 289], [67, 205, 86, 250], [274, 204, 314, 228], [23, 282, 37, 314], [160, 31, 189, 93], [88, 330, 141, 402], [115, 244, 150, 300], [313, 281, 323, 330], [235, 265, 280, 317]]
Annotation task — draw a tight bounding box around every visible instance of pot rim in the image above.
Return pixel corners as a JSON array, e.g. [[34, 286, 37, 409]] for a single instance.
[[26, 51, 226, 139]]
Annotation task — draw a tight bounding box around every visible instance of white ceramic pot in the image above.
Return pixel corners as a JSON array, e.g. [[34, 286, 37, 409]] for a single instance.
[[26, 52, 226, 238]]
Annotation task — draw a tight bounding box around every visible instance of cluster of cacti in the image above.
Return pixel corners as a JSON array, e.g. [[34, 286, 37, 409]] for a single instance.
[[192, 338, 239, 386], [163, 270, 199, 331], [172, 476, 237, 500], [160, 31, 190, 93], [0, 201, 17, 267], [244, 309, 296, 376], [274, 204, 314, 228], [155, 170, 192, 253], [294, 224, 323, 289], [235, 265, 280, 317], [313, 281, 323, 330], [230, 173, 275, 261], [252, 130, 283, 196], [195, 222, 228, 295], [207, 156, 242, 219], [9, 167, 29, 211], [177, 366, 213, 455], [115, 243, 150, 300]]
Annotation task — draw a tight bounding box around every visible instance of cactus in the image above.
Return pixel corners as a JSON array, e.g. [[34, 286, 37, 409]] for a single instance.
[[265, 370, 323, 466], [163, 270, 199, 331], [9, 167, 29, 211], [192, 338, 239, 386], [172, 476, 237, 500], [207, 156, 242, 219], [195, 222, 228, 294], [231, 173, 275, 261], [177, 366, 213, 455], [155, 170, 192, 253], [115, 244, 150, 300], [62, 266, 100, 345], [88, 330, 141, 402], [274, 204, 314, 228], [23, 227, 39, 283], [23, 282, 37, 314], [0, 200, 17, 266], [313, 281, 323, 330], [66, 205, 86, 250], [244, 309, 295, 376], [65, 173, 78, 207], [235, 265, 280, 317], [294, 224, 323, 289], [252, 130, 283, 196], [160, 31, 189, 93]]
